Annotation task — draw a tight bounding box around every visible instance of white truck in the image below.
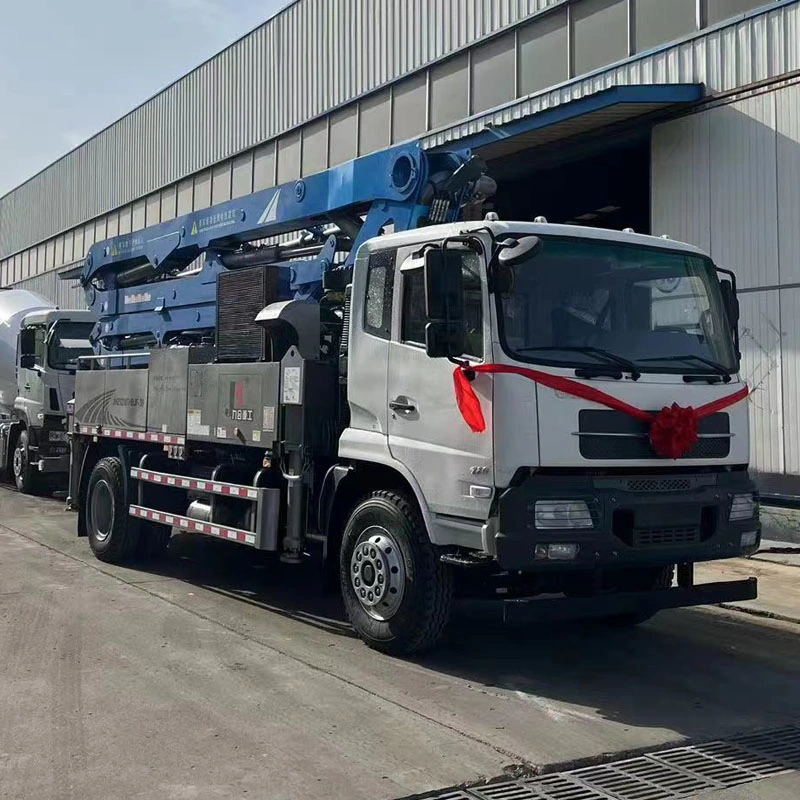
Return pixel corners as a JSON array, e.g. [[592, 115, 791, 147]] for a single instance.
[[68, 217, 760, 653], [0, 289, 94, 494]]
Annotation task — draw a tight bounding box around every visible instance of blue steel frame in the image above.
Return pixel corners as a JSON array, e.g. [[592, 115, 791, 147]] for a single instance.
[[80, 143, 472, 350]]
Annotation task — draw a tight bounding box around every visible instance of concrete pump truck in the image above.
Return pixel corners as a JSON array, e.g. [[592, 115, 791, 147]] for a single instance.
[[66, 142, 759, 653]]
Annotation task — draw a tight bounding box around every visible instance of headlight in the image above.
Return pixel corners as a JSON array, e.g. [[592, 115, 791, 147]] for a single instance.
[[730, 493, 757, 521], [535, 500, 593, 530]]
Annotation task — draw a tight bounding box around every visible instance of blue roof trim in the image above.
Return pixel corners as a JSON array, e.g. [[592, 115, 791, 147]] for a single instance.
[[440, 83, 705, 153]]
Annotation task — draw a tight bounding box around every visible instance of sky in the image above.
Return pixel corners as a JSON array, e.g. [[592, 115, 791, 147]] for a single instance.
[[0, 0, 286, 196]]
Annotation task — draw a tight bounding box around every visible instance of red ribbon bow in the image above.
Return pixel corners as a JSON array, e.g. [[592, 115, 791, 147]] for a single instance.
[[453, 364, 748, 459]]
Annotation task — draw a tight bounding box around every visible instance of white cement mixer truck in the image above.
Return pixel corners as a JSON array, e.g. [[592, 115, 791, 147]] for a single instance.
[[0, 289, 94, 494]]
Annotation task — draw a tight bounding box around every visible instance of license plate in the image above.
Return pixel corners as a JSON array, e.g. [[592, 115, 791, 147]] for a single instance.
[[48, 430, 67, 443]]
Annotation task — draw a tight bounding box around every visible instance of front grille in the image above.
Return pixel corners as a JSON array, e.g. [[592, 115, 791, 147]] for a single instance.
[[633, 526, 700, 547], [626, 478, 692, 493], [578, 410, 730, 460], [613, 506, 715, 547]]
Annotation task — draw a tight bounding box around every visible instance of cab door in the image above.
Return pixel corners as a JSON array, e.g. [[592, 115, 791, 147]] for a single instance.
[[386, 244, 494, 520], [17, 325, 46, 421]]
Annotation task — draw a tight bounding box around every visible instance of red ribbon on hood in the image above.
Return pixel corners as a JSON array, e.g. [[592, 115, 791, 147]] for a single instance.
[[453, 364, 749, 459]]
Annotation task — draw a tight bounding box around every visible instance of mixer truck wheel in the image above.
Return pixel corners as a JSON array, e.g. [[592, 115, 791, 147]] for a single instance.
[[13, 430, 42, 496], [85, 456, 140, 563], [340, 490, 453, 655]]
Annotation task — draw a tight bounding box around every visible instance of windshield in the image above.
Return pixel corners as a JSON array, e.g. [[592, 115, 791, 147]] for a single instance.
[[496, 236, 737, 374], [48, 321, 94, 370]]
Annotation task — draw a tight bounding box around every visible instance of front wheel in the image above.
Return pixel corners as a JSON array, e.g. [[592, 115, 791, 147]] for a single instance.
[[340, 490, 452, 655], [13, 430, 42, 495], [85, 457, 140, 563]]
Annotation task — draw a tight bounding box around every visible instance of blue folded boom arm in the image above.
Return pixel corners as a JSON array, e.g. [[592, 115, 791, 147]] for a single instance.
[[72, 142, 489, 352]]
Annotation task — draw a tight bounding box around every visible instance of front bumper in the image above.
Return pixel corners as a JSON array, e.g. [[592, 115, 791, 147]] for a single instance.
[[37, 454, 70, 474], [36, 415, 69, 473], [496, 470, 760, 571], [503, 577, 757, 622]]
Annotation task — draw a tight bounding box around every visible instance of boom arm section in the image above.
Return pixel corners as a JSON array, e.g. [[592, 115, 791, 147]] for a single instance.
[[71, 143, 491, 352]]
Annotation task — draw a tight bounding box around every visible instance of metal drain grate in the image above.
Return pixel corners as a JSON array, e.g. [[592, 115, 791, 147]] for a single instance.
[[651, 745, 761, 786], [571, 757, 715, 799], [407, 726, 800, 800], [473, 775, 613, 800], [732, 725, 800, 769]]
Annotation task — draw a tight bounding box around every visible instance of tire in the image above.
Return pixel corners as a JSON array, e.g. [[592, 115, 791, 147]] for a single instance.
[[339, 490, 453, 655], [13, 430, 42, 495], [604, 565, 675, 626], [85, 456, 140, 563], [136, 522, 172, 560]]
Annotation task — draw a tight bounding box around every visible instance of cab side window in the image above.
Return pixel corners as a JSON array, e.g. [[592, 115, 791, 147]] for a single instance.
[[400, 249, 484, 359], [401, 269, 427, 345], [364, 249, 397, 339], [34, 328, 46, 367], [20, 325, 46, 368]]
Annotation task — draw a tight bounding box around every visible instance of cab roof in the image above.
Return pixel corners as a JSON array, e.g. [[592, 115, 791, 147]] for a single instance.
[[373, 219, 709, 259], [23, 308, 95, 327]]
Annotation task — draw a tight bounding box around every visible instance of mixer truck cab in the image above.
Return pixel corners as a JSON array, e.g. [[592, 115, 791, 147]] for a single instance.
[[0, 290, 94, 494]]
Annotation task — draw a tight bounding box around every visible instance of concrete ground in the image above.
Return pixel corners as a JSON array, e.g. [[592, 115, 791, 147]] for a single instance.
[[697, 774, 800, 800], [2, 487, 800, 800], [760, 506, 800, 546]]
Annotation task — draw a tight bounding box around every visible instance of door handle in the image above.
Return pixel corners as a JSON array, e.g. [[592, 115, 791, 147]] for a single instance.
[[23, 384, 30, 391], [389, 398, 416, 414]]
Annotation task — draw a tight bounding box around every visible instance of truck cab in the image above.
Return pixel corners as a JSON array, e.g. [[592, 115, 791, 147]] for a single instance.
[[343, 221, 757, 584], [7, 309, 94, 492]]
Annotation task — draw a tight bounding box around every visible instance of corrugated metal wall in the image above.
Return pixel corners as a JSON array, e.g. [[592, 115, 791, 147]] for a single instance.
[[652, 78, 800, 476], [0, 0, 561, 261], [424, 0, 798, 147], [12, 268, 87, 310]]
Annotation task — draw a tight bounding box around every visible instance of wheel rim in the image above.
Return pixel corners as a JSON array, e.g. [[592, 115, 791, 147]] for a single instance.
[[12, 444, 24, 479], [90, 479, 114, 543], [350, 525, 405, 621]]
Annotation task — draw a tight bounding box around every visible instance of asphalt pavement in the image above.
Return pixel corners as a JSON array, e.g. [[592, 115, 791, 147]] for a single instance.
[[2, 487, 800, 800]]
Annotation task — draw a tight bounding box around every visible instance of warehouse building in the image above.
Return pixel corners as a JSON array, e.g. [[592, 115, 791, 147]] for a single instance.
[[0, 0, 798, 490]]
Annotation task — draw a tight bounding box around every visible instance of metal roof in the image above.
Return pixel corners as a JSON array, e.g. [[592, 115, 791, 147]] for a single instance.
[[446, 83, 705, 158]]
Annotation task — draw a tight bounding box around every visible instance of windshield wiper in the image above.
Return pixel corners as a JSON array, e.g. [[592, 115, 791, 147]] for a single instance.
[[517, 346, 641, 380], [637, 353, 732, 381]]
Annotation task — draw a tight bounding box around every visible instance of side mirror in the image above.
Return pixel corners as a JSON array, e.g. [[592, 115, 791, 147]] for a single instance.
[[423, 248, 466, 358], [19, 327, 36, 356], [424, 248, 465, 321], [497, 236, 542, 269], [19, 354, 35, 370], [720, 280, 739, 326]]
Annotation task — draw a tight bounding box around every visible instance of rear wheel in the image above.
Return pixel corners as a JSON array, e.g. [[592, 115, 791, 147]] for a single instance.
[[340, 490, 452, 655], [85, 456, 140, 563], [13, 430, 42, 495]]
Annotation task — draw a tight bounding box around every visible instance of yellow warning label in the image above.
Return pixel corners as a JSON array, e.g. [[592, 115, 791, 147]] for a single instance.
[[110, 244, 118, 257], [191, 221, 198, 236]]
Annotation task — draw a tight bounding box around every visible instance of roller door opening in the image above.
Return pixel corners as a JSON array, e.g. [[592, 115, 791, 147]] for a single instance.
[[486, 133, 652, 236]]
